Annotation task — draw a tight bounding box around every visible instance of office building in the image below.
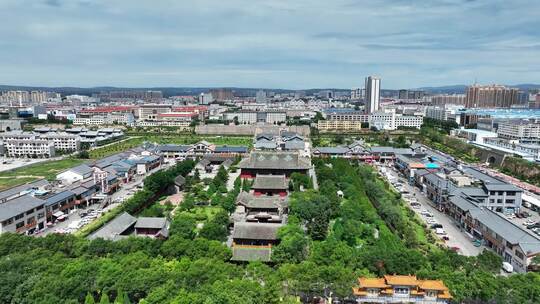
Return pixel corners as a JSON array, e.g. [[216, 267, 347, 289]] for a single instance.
[[138, 104, 173, 120], [466, 84, 520, 108], [497, 121, 540, 140], [223, 111, 286, 125], [365, 76, 381, 114], [369, 109, 423, 130]]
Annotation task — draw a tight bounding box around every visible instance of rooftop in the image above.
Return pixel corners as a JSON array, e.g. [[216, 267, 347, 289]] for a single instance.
[[232, 222, 282, 240], [252, 175, 288, 190], [88, 212, 137, 240], [0, 195, 45, 222], [238, 151, 311, 170]]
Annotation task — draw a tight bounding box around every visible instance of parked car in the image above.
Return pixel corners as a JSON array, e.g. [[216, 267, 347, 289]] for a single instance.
[[502, 262, 514, 273], [523, 219, 535, 226], [431, 224, 443, 229], [435, 228, 446, 235], [527, 222, 540, 229]]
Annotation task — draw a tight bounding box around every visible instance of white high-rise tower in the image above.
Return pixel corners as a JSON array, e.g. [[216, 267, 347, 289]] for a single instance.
[[365, 76, 381, 114]]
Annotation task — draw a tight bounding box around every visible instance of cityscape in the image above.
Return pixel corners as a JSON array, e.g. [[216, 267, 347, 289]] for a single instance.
[[1, 1, 540, 304]]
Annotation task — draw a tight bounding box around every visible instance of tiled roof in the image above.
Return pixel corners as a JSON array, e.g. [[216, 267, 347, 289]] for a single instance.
[[384, 275, 418, 286], [238, 152, 311, 170], [0, 195, 45, 222], [358, 278, 389, 288], [88, 212, 137, 240], [418, 280, 449, 291], [135, 217, 168, 229], [252, 175, 288, 190], [236, 192, 288, 209], [232, 222, 282, 240]]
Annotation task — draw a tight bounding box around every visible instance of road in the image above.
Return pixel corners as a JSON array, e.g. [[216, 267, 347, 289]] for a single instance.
[[382, 164, 483, 256]]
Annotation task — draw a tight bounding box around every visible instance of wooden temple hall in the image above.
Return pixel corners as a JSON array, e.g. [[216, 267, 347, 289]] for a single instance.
[[238, 151, 311, 178], [352, 275, 452, 303], [231, 151, 311, 263]]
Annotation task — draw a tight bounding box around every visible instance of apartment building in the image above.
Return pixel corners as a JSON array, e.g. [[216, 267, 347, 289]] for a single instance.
[[465, 84, 520, 108], [40, 133, 80, 152], [431, 94, 466, 106], [352, 275, 452, 303], [2, 139, 55, 158]]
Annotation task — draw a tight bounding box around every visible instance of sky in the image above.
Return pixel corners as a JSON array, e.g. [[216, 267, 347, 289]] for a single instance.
[[0, 0, 539, 89]]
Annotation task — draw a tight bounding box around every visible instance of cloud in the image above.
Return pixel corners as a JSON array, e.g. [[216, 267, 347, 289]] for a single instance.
[[0, 0, 538, 89]]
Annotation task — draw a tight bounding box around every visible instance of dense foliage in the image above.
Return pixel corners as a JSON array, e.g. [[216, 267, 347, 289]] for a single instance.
[[1, 158, 539, 303]]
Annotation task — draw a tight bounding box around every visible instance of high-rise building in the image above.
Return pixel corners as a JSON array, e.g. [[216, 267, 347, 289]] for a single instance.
[[350, 88, 362, 100], [465, 84, 519, 108], [365, 76, 380, 114], [209, 88, 234, 101], [199, 93, 214, 105], [256, 90, 267, 103], [398, 89, 408, 99], [431, 94, 466, 106]]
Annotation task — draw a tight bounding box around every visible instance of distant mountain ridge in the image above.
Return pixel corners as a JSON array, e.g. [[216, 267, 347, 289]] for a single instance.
[[0, 83, 538, 97]]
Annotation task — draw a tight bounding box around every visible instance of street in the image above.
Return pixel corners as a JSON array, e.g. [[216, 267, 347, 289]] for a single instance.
[[382, 164, 484, 256]]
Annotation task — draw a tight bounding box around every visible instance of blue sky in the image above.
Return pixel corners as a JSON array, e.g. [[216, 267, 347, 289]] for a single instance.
[[0, 0, 539, 89]]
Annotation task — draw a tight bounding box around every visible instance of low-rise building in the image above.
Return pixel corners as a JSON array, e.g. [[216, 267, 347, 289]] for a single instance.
[[252, 174, 288, 197], [497, 121, 540, 140], [2, 139, 55, 158], [317, 120, 363, 132], [447, 193, 540, 273]]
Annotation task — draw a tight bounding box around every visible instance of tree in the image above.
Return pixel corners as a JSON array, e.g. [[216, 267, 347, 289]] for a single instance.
[[169, 214, 196, 239], [289, 191, 334, 240], [78, 150, 90, 159], [476, 250, 503, 273], [272, 217, 309, 264], [199, 220, 228, 242], [85, 292, 96, 304], [99, 291, 110, 304], [179, 195, 195, 212], [114, 289, 130, 304]]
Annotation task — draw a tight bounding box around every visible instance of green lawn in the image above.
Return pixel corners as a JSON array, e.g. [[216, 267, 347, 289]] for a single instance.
[[177, 206, 222, 226], [0, 158, 84, 190]]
